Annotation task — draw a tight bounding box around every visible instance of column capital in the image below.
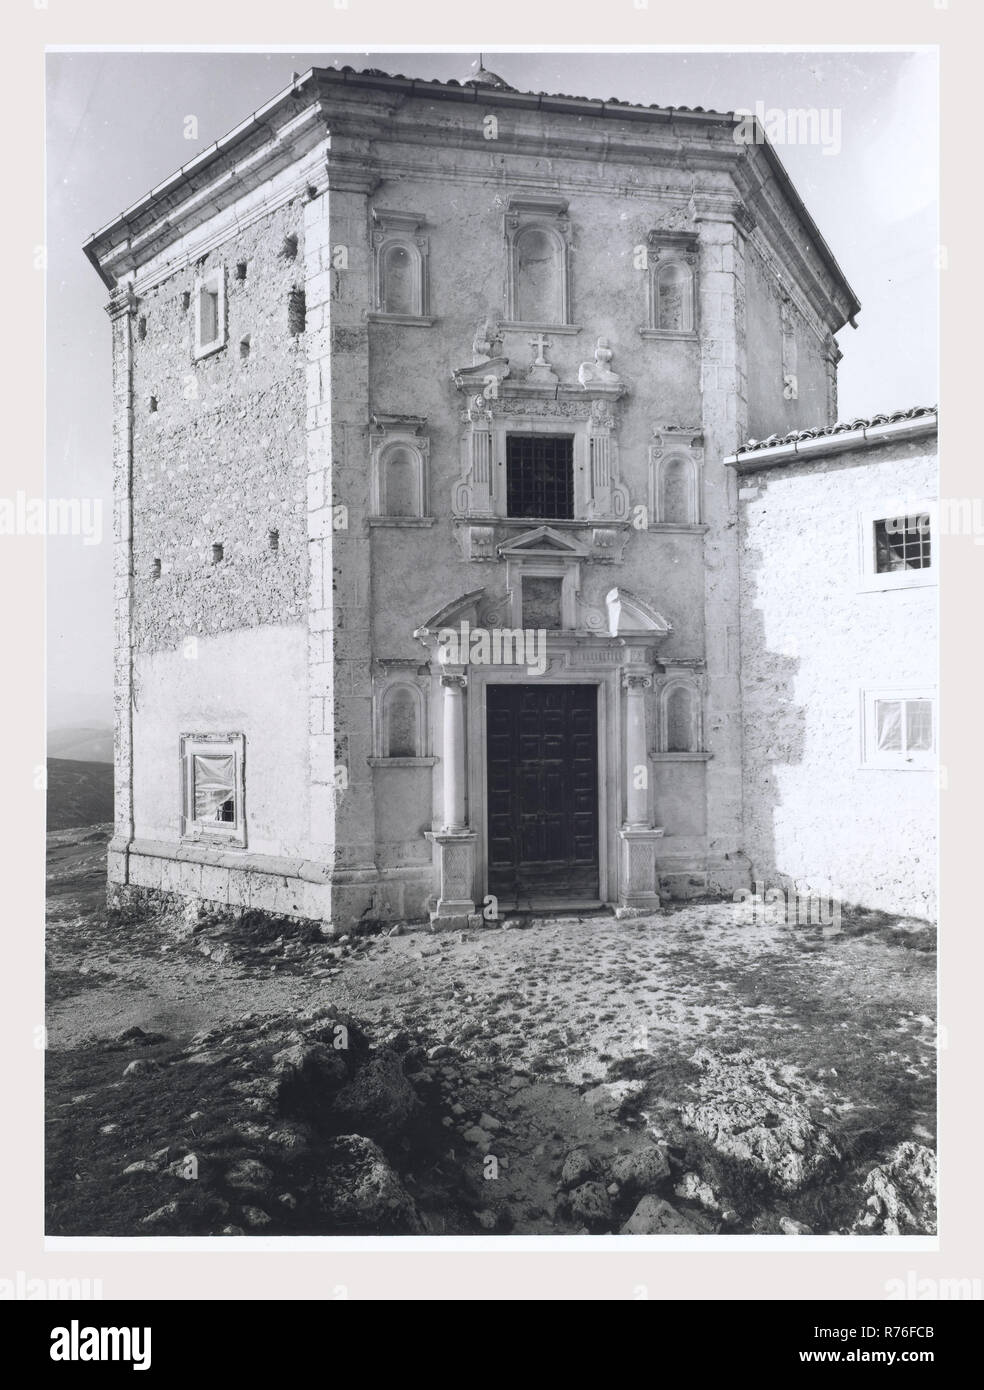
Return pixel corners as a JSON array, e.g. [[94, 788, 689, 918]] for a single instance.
[[621, 670, 653, 691], [440, 671, 468, 690]]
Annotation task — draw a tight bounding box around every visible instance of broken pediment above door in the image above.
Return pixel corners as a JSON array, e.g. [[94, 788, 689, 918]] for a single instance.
[[413, 589, 487, 640], [605, 587, 673, 639]]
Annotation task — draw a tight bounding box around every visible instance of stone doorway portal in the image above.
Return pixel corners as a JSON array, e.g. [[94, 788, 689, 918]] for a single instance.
[[485, 683, 599, 908]]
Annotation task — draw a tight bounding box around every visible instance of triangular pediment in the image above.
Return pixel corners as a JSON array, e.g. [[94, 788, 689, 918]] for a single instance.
[[605, 587, 673, 637], [498, 526, 590, 558]]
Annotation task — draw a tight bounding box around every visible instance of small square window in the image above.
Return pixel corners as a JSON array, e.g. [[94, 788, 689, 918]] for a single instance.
[[861, 690, 935, 769], [180, 733, 245, 844], [874, 515, 931, 573], [859, 500, 935, 591]]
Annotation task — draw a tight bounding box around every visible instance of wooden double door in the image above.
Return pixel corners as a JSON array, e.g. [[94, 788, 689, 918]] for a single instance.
[[486, 684, 599, 906]]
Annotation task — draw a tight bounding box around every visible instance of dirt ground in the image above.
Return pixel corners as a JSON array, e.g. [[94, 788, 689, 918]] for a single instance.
[[45, 825, 937, 1237]]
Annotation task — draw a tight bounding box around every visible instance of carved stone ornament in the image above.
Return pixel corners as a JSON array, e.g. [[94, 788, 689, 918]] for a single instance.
[[578, 337, 621, 389]]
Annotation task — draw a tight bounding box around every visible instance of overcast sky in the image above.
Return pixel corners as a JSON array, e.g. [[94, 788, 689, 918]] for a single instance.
[[45, 48, 938, 729]]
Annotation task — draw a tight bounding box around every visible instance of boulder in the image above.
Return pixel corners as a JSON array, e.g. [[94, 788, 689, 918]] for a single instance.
[[332, 1049, 419, 1139], [582, 1079, 647, 1117], [561, 1148, 595, 1190], [674, 1171, 721, 1212], [312, 1135, 424, 1235], [853, 1142, 937, 1235], [224, 1159, 273, 1192], [122, 1058, 160, 1077], [568, 1181, 613, 1231], [609, 1147, 671, 1199], [621, 1196, 705, 1235], [681, 1049, 839, 1192]]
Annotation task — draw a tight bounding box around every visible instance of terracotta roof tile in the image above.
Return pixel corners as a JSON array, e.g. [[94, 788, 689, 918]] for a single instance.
[[738, 405, 937, 453]]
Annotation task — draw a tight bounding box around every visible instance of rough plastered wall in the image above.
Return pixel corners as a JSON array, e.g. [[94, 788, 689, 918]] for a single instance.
[[126, 198, 311, 862], [737, 437, 937, 919], [129, 199, 308, 647], [743, 235, 836, 440]]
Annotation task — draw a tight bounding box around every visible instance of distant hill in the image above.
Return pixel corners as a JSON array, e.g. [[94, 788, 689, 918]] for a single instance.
[[47, 727, 114, 764], [47, 758, 113, 830]]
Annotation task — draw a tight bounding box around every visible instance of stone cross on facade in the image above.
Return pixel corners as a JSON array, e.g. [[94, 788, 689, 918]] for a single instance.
[[529, 332, 552, 366]]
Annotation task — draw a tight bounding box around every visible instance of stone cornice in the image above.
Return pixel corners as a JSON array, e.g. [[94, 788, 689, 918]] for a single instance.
[[84, 88, 331, 290], [83, 64, 860, 332]]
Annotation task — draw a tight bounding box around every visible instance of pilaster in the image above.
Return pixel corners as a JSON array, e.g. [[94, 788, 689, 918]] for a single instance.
[[106, 284, 137, 890], [304, 151, 379, 903]]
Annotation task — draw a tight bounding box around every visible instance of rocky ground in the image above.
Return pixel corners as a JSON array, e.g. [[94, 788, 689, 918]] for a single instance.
[[46, 825, 937, 1237]]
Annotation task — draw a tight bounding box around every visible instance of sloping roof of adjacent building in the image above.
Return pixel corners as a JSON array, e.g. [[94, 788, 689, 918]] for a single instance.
[[83, 63, 861, 327], [726, 406, 938, 471]]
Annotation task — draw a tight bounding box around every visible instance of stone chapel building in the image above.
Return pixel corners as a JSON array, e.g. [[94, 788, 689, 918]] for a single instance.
[[85, 63, 889, 931]]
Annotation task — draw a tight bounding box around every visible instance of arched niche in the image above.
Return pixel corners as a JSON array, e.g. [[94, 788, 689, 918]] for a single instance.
[[381, 443, 422, 518], [654, 451, 701, 525], [369, 425, 430, 521], [654, 260, 694, 333], [379, 241, 421, 316], [378, 681, 425, 759], [661, 681, 702, 753], [369, 209, 431, 322], [504, 197, 572, 326], [514, 226, 565, 324]]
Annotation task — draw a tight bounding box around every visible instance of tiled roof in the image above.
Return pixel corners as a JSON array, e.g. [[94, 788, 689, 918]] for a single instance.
[[328, 64, 730, 119], [737, 406, 937, 454]]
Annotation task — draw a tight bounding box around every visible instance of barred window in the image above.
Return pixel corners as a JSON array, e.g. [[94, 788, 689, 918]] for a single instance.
[[506, 435, 574, 520], [874, 514, 931, 573]]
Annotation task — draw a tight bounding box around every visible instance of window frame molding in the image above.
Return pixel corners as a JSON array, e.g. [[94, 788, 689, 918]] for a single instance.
[[639, 231, 699, 340], [179, 731, 246, 846], [369, 415, 432, 523], [648, 430, 705, 527], [655, 672, 705, 754], [192, 267, 227, 360], [368, 208, 434, 325], [370, 673, 433, 765], [859, 686, 936, 771], [502, 195, 573, 330], [857, 496, 937, 592]]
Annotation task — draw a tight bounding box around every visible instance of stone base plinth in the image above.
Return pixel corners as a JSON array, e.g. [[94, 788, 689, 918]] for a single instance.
[[617, 825, 665, 913], [425, 829, 478, 928]]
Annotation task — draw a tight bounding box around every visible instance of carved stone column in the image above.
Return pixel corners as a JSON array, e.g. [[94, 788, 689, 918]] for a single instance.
[[426, 672, 479, 929], [441, 673, 468, 831], [617, 670, 664, 915]]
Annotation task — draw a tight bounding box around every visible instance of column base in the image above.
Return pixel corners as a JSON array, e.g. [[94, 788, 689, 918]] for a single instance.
[[617, 825, 665, 914], [425, 830, 480, 929]]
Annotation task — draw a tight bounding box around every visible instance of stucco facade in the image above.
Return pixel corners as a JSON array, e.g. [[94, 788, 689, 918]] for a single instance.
[[85, 65, 867, 930], [729, 410, 938, 919]]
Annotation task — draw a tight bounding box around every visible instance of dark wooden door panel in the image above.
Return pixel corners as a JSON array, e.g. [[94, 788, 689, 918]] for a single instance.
[[486, 684, 599, 906]]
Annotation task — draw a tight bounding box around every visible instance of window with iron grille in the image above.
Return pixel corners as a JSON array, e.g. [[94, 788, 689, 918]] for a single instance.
[[506, 435, 574, 519], [874, 514, 931, 572]]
